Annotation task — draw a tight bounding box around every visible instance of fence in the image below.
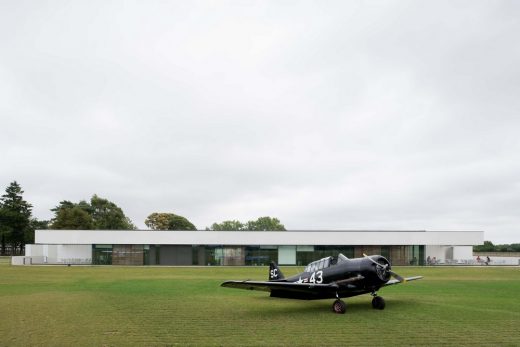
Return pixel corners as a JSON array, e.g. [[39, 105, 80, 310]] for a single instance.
[[11, 256, 92, 265], [428, 257, 520, 266]]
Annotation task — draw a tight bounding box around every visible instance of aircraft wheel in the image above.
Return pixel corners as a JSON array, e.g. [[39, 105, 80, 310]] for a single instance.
[[332, 299, 346, 314], [371, 296, 385, 310]]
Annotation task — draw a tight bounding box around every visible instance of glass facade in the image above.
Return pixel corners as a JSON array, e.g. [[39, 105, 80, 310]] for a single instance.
[[92, 244, 112, 265], [112, 245, 144, 265], [92, 244, 425, 266]]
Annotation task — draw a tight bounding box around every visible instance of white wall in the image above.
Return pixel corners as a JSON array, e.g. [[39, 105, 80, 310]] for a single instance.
[[453, 246, 473, 260], [57, 245, 92, 263], [11, 256, 25, 265], [425, 245, 448, 260], [22, 244, 91, 264], [45, 245, 58, 261], [11, 256, 46, 265], [35, 229, 484, 246], [25, 244, 44, 256], [426, 246, 475, 261]]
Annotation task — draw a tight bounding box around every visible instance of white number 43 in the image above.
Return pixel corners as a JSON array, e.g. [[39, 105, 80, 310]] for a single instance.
[[309, 271, 323, 284]]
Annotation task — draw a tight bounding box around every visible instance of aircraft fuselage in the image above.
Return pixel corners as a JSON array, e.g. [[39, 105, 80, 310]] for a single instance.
[[271, 256, 390, 300]]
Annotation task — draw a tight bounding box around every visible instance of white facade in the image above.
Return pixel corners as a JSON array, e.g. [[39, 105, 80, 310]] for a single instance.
[[20, 244, 91, 264], [16, 229, 485, 266], [35, 229, 483, 246], [425, 245, 474, 264]]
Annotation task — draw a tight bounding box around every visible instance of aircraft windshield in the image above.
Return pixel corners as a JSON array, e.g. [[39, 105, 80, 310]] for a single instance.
[[304, 254, 350, 272], [304, 256, 331, 273]]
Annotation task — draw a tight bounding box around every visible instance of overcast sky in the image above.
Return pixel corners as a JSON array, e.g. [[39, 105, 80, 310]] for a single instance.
[[1, 1, 519, 243]]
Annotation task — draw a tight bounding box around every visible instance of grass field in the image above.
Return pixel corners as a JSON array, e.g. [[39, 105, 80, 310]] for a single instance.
[[0, 263, 519, 346]]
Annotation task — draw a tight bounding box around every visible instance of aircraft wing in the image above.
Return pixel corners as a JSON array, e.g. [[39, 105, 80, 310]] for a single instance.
[[384, 276, 423, 287], [221, 280, 339, 294]]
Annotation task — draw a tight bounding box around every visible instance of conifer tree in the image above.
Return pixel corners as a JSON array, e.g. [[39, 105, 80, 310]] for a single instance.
[[0, 181, 33, 254]]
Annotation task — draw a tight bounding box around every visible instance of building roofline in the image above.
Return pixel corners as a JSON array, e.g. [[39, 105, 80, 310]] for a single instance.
[[36, 229, 483, 233], [34, 229, 485, 246]]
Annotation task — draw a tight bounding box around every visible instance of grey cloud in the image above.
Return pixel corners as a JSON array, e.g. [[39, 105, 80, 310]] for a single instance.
[[1, 1, 519, 243]]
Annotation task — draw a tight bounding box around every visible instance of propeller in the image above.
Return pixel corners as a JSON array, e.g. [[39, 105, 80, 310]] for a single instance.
[[389, 270, 406, 283], [363, 253, 406, 283]]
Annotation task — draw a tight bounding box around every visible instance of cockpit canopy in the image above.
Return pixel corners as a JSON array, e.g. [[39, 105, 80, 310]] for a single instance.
[[304, 253, 349, 273]]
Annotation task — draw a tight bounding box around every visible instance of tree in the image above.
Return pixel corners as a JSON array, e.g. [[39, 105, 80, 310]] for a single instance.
[[90, 195, 135, 230], [210, 220, 245, 231], [473, 241, 495, 252], [144, 212, 171, 230], [0, 181, 33, 254], [51, 206, 94, 230], [246, 216, 286, 231], [168, 214, 197, 230], [50, 195, 136, 230], [208, 216, 286, 231], [145, 213, 196, 230], [473, 242, 520, 253]]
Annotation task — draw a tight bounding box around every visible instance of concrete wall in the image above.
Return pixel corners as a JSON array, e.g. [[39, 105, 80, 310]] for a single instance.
[[26, 244, 44, 257], [46, 245, 58, 261], [425, 246, 474, 263], [57, 245, 92, 263], [35, 229, 484, 246], [452, 246, 473, 260], [425, 245, 448, 260], [24, 244, 91, 264], [12, 256, 47, 265]]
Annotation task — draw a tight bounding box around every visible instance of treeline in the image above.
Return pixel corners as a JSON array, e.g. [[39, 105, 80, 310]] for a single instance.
[[208, 217, 285, 231], [51, 196, 136, 230], [0, 181, 285, 255], [473, 241, 520, 253]]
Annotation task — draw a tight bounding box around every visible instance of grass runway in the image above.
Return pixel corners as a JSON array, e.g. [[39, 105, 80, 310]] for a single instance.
[[0, 261, 519, 346]]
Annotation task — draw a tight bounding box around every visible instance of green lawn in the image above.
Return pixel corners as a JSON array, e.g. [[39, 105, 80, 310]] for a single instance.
[[0, 264, 519, 346]]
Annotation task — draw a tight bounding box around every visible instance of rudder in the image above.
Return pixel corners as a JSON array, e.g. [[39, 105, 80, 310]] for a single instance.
[[269, 262, 285, 281]]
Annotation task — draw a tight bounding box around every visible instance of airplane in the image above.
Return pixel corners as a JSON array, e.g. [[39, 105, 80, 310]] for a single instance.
[[221, 253, 422, 313]]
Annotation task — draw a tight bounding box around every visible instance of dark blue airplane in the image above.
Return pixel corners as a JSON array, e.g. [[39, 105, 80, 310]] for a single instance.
[[221, 253, 422, 313]]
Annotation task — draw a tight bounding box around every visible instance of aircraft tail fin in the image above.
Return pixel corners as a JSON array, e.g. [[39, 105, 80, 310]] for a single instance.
[[269, 262, 285, 281]]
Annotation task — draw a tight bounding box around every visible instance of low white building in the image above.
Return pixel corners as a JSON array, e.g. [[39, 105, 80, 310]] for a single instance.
[[14, 229, 483, 266]]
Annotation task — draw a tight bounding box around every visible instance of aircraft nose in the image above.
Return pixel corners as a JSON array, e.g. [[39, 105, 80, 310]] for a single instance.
[[374, 256, 391, 281]]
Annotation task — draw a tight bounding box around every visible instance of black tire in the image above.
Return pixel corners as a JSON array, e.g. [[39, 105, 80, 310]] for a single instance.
[[332, 299, 346, 314], [371, 296, 385, 310]]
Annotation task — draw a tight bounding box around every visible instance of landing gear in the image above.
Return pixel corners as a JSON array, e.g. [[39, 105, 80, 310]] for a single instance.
[[371, 296, 385, 310], [332, 299, 346, 314]]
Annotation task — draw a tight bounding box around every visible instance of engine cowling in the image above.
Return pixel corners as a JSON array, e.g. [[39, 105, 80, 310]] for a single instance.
[[373, 256, 391, 282], [361, 255, 392, 283]]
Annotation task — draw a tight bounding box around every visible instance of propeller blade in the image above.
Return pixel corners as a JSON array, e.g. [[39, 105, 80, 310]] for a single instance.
[[389, 270, 406, 283], [363, 253, 388, 269]]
